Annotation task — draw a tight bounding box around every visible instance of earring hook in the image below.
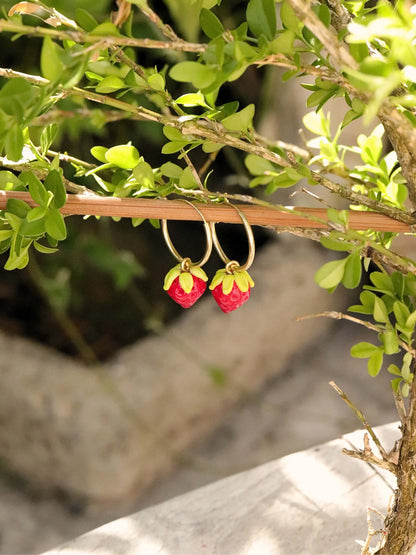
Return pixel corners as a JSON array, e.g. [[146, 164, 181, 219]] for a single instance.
[[210, 205, 255, 271], [161, 200, 213, 267]]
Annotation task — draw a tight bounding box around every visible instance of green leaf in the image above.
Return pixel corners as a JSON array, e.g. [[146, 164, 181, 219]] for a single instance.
[[320, 236, 351, 252], [373, 296, 390, 323], [179, 166, 197, 189], [160, 162, 183, 179], [105, 144, 140, 170], [244, 154, 276, 175], [91, 146, 108, 163], [342, 251, 362, 289], [40, 124, 58, 156], [45, 208, 67, 241], [5, 125, 24, 161], [393, 301, 411, 327], [33, 241, 58, 254], [133, 161, 155, 189], [351, 341, 379, 358], [6, 198, 31, 218], [161, 141, 189, 154], [280, 2, 303, 35], [200, 8, 225, 39], [4, 247, 30, 270], [0, 171, 23, 190], [314, 258, 347, 290], [28, 175, 49, 207], [246, 0, 276, 40], [380, 330, 400, 355], [26, 206, 47, 222], [269, 30, 295, 54], [96, 75, 126, 94], [170, 62, 217, 89], [368, 349, 383, 377], [175, 92, 210, 108], [369, 271, 393, 292], [45, 170, 66, 209], [40, 38, 64, 81], [75, 8, 98, 31], [147, 73, 165, 91], [20, 216, 45, 237], [222, 104, 255, 132]]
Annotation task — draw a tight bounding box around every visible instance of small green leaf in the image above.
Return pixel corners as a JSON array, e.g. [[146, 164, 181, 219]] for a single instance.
[[26, 206, 47, 222], [391, 377, 402, 393], [179, 166, 197, 189], [175, 92, 210, 108], [269, 30, 295, 54], [280, 2, 303, 34], [160, 162, 183, 179], [234, 271, 250, 292], [393, 301, 411, 327], [380, 330, 400, 355], [351, 342, 379, 358], [34, 241, 58, 254], [373, 296, 390, 323], [91, 146, 108, 163], [163, 265, 181, 290], [40, 37, 64, 81], [40, 124, 58, 155], [45, 208, 67, 241], [28, 175, 49, 207], [246, 0, 276, 40], [96, 75, 126, 94], [105, 144, 140, 170], [320, 236, 352, 252], [133, 160, 155, 189], [244, 154, 276, 176], [0, 171, 23, 190], [45, 170, 66, 209], [6, 198, 31, 218], [170, 62, 217, 89], [342, 251, 362, 289], [314, 258, 347, 290], [222, 104, 255, 132], [147, 73, 165, 91], [5, 125, 24, 161], [368, 349, 383, 377], [200, 8, 225, 39]]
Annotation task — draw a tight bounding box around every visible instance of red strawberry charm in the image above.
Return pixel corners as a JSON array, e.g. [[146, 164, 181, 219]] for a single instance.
[[164, 258, 208, 308], [209, 263, 255, 313]]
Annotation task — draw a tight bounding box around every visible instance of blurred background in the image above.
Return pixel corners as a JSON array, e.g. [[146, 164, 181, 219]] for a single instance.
[[0, 1, 401, 553]]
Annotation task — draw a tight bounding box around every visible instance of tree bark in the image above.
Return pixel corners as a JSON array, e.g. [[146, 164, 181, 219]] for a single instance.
[[378, 370, 416, 554]]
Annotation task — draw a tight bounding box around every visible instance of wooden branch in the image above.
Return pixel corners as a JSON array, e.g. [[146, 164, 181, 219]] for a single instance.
[[0, 191, 415, 231]]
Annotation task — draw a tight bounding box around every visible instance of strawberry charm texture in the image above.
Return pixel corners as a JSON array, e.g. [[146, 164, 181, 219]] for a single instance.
[[209, 264, 255, 313], [164, 260, 208, 308]]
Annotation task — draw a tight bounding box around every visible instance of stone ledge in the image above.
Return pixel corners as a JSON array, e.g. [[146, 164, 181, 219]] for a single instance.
[[43, 422, 400, 555]]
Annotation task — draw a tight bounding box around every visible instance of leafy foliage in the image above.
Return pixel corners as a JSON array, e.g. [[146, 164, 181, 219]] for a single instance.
[[1, 0, 416, 392]]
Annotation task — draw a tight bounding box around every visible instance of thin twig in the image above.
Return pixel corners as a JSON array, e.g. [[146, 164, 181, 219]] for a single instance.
[[330, 381, 390, 461], [0, 19, 204, 52], [298, 311, 416, 356]]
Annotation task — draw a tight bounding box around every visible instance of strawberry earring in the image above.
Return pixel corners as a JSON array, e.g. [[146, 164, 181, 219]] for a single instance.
[[162, 202, 212, 308], [209, 205, 255, 313]]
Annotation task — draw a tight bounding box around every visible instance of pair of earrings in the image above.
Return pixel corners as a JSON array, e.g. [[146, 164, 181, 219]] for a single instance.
[[162, 202, 255, 313]]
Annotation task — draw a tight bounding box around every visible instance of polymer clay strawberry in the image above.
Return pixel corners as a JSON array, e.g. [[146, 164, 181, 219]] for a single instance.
[[164, 258, 208, 308], [209, 263, 254, 313]]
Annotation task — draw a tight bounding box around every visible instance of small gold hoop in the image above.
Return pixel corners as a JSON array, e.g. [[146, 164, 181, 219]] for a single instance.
[[161, 201, 212, 267], [210, 205, 255, 272]]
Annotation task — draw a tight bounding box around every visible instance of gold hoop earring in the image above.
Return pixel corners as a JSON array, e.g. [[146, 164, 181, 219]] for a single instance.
[[162, 202, 212, 308], [209, 205, 255, 313]]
